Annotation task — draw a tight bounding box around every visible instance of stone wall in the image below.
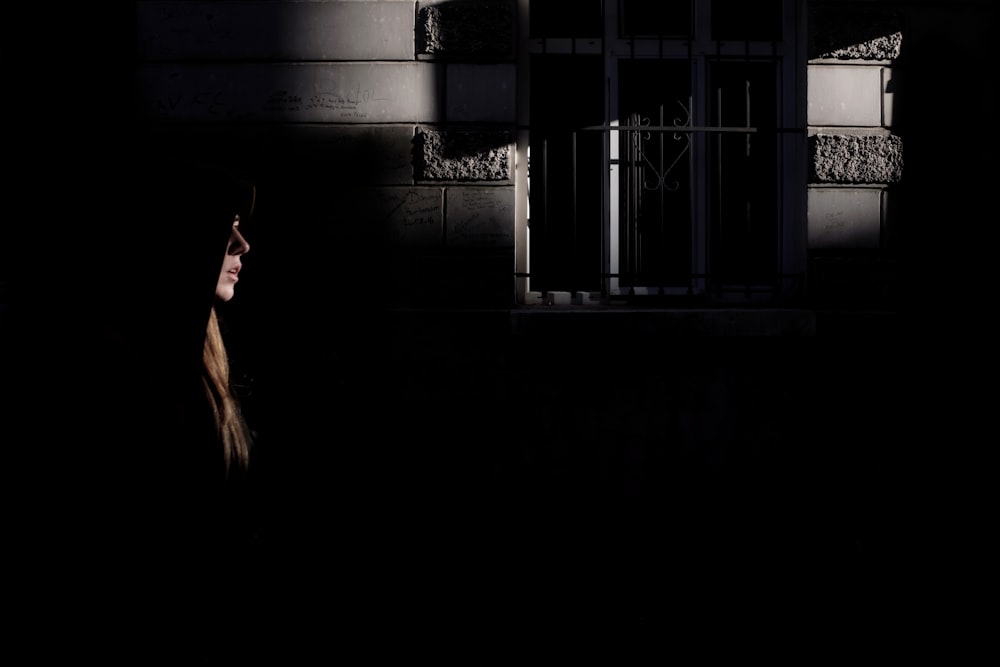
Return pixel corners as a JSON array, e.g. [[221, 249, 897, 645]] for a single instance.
[[806, 2, 906, 307], [807, 4, 903, 252], [129, 0, 992, 316], [134, 0, 518, 309]]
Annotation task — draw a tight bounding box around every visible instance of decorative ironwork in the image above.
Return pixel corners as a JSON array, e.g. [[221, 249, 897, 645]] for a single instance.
[[629, 100, 692, 193]]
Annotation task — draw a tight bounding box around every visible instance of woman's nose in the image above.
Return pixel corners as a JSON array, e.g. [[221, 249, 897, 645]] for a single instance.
[[230, 230, 250, 255]]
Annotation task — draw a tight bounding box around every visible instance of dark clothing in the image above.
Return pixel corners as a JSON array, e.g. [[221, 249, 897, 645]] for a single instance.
[[4, 159, 263, 661]]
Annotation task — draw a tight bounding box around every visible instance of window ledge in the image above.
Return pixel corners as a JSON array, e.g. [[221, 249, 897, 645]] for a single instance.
[[509, 306, 819, 336], [378, 306, 901, 337]]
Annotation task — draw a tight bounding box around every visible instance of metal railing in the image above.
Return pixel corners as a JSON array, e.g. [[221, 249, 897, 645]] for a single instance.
[[526, 118, 802, 305]]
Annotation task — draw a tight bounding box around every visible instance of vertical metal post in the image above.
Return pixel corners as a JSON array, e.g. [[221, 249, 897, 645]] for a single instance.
[[572, 130, 578, 289], [515, 0, 531, 303], [745, 42, 753, 297], [716, 84, 723, 293]]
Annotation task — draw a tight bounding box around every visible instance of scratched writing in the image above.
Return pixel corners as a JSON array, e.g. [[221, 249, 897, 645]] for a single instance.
[[450, 189, 514, 245], [463, 189, 512, 212], [153, 86, 376, 119], [152, 4, 235, 40], [402, 212, 437, 227], [374, 190, 441, 244], [156, 91, 239, 117], [383, 190, 438, 225], [264, 90, 303, 113], [453, 212, 480, 234], [307, 85, 387, 111]]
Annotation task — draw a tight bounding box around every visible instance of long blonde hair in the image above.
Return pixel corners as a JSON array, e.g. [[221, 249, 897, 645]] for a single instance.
[[202, 307, 251, 478]]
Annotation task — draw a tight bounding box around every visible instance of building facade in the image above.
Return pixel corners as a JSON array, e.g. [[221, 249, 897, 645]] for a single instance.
[[129, 0, 995, 337]]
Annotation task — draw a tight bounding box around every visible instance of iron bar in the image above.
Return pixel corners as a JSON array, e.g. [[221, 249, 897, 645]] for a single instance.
[[584, 124, 758, 132]]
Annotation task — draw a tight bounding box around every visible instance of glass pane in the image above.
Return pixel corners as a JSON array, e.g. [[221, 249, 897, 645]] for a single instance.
[[531, 0, 603, 38], [620, 0, 692, 38], [708, 60, 778, 285], [712, 0, 782, 41], [529, 55, 605, 292]]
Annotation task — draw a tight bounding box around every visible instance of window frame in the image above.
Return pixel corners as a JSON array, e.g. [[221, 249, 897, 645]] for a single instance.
[[515, 0, 807, 305]]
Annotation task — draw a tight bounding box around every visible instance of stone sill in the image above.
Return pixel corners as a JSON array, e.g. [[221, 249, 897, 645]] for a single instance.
[[808, 58, 894, 66], [380, 305, 902, 337], [509, 306, 818, 336]]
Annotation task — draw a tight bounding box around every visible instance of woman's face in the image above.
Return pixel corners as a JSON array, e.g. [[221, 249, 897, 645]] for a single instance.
[[216, 215, 250, 302]]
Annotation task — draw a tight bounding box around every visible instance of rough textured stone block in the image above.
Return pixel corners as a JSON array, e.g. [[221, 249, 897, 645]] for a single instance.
[[811, 134, 903, 184], [808, 65, 884, 127], [137, 1, 414, 61], [808, 188, 882, 250], [136, 62, 443, 123], [446, 64, 516, 122], [809, 6, 903, 61], [446, 187, 515, 247], [362, 187, 444, 246], [418, 1, 513, 57], [416, 128, 512, 181]]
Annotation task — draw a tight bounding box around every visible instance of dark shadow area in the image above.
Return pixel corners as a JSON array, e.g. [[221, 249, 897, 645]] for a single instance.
[[808, 1, 997, 339], [808, 3, 904, 59], [868, 2, 996, 651], [4, 2, 988, 660], [888, 2, 997, 320], [281, 317, 919, 657]]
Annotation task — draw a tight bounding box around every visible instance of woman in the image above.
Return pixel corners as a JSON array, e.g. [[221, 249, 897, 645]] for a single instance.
[[206, 211, 253, 476], [87, 160, 264, 658], [95, 160, 261, 488], [201, 206, 254, 481]]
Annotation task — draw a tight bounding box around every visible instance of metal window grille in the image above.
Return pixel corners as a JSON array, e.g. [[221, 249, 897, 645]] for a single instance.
[[521, 0, 804, 305]]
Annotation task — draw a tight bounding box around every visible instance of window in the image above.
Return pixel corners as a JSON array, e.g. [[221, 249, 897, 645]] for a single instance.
[[521, 0, 805, 304]]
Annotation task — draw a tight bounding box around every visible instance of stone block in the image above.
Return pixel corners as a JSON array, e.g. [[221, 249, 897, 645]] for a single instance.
[[446, 187, 515, 247], [810, 133, 903, 184], [416, 128, 512, 181], [808, 187, 882, 250], [446, 64, 516, 123], [881, 189, 900, 251], [525, 291, 544, 305], [129, 123, 416, 185], [418, 1, 514, 57], [882, 67, 895, 128], [278, 125, 416, 185], [136, 62, 443, 123], [547, 291, 572, 305], [136, 1, 414, 61], [362, 187, 444, 247], [808, 65, 883, 127]]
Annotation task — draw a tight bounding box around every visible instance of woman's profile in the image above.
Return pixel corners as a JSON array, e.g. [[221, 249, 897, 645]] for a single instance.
[[100, 160, 259, 485], [75, 158, 267, 658], [204, 209, 254, 478]]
